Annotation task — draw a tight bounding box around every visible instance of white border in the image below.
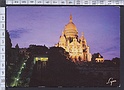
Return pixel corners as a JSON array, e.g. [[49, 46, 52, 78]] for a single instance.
[[0, 7, 5, 90], [6, 0, 124, 5]]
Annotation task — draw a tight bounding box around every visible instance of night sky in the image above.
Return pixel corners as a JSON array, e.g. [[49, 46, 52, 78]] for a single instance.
[[7, 6, 120, 60]]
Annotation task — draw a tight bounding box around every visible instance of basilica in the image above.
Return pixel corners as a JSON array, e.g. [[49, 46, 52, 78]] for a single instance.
[[55, 14, 92, 62]]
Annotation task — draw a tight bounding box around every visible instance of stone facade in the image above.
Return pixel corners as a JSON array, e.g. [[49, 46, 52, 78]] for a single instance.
[[56, 14, 92, 62]]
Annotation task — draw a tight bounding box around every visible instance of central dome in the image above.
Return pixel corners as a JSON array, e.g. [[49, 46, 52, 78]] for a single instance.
[[64, 14, 78, 38]]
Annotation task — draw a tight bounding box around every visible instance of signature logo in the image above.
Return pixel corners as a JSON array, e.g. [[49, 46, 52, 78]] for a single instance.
[[106, 77, 117, 86]]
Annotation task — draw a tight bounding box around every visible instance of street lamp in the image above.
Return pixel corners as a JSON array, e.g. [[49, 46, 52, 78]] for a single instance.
[[19, 72, 21, 74]]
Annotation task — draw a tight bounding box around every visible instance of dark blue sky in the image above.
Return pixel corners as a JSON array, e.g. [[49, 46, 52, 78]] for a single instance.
[[7, 6, 120, 60]]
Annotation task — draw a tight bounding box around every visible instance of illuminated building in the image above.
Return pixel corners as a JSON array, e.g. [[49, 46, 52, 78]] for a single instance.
[[34, 56, 48, 69], [56, 14, 92, 62], [95, 53, 104, 63], [34, 57, 48, 63], [92, 53, 104, 63]]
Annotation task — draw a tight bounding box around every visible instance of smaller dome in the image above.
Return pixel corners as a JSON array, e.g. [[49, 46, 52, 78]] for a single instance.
[[59, 31, 66, 42], [60, 35, 66, 42]]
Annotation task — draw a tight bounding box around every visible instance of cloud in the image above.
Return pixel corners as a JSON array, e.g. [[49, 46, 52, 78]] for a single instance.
[[9, 28, 28, 39], [101, 46, 119, 54], [100, 46, 120, 59]]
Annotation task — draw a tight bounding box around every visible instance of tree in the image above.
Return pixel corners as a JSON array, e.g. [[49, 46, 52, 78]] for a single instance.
[[112, 57, 120, 67]]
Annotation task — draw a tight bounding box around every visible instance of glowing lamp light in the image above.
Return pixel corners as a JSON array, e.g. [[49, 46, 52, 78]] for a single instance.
[[35, 57, 39, 61], [34, 57, 48, 62], [18, 72, 21, 74], [41, 57, 48, 61]]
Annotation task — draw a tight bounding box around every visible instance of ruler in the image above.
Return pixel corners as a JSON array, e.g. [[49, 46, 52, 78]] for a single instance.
[[0, 7, 5, 90], [6, 0, 124, 5]]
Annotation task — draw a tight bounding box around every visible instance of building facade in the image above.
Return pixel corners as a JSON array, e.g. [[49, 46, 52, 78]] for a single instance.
[[93, 53, 104, 63], [56, 14, 92, 62]]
